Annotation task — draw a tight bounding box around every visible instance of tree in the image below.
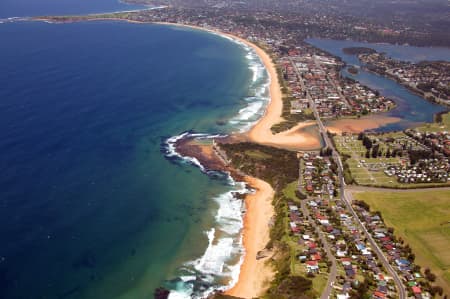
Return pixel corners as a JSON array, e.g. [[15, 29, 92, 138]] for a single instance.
[[427, 272, 436, 282], [327, 148, 333, 156], [430, 286, 443, 296], [358, 132, 364, 140], [372, 144, 379, 158], [362, 136, 373, 150]]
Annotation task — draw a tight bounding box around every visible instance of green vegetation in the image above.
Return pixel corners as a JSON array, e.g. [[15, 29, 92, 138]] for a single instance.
[[283, 181, 301, 203], [266, 275, 314, 299], [245, 149, 272, 160], [270, 64, 315, 134], [271, 100, 316, 134], [333, 133, 450, 188], [354, 189, 450, 294], [220, 142, 298, 190], [419, 111, 450, 132], [219, 142, 318, 298]]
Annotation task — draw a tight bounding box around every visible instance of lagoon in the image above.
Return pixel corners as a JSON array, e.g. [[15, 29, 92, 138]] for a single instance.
[[307, 38, 449, 131]]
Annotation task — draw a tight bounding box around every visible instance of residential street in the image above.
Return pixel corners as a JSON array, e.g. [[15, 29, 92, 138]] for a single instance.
[[297, 58, 408, 298]]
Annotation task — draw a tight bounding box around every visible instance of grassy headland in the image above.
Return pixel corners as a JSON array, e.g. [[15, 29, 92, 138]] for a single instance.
[[220, 142, 319, 299]]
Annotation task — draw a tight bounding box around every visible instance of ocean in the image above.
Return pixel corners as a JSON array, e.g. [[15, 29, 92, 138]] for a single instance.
[[0, 18, 270, 299], [0, 0, 144, 18], [2, 2, 449, 298]]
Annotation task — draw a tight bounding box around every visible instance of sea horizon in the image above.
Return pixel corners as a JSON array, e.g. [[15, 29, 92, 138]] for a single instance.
[[1, 2, 449, 298], [0, 19, 271, 299]]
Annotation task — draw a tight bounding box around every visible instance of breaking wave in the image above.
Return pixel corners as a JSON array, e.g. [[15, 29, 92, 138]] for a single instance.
[[161, 132, 249, 298], [161, 32, 270, 298], [206, 30, 271, 133], [229, 42, 270, 133]]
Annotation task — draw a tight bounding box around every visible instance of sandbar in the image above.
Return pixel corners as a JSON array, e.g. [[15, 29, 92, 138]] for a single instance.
[[326, 115, 401, 134]]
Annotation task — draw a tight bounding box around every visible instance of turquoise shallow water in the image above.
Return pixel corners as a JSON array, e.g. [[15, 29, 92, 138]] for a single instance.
[[2, 3, 448, 298], [0, 21, 270, 298]]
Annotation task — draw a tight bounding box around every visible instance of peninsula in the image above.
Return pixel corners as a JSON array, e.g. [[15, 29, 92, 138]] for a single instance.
[[34, 4, 450, 299]]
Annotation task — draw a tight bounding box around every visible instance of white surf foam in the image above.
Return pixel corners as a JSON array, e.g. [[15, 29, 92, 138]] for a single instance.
[[163, 132, 227, 173], [229, 41, 271, 133], [164, 31, 272, 299], [167, 181, 248, 298], [191, 29, 271, 134], [215, 190, 245, 235]]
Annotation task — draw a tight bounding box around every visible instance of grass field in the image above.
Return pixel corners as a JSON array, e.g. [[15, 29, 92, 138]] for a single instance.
[[416, 112, 450, 133], [354, 189, 450, 295], [283, 181, 300, 203], [334, 134, 450, 188], [334, 134, 404, 186]]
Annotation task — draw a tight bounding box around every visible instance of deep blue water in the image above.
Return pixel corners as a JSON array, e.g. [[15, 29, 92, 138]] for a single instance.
[[0, 0, 143, 18], [307, 38, 449, 131], [0, 21, 259, 299], [2, 2, 449, 298]]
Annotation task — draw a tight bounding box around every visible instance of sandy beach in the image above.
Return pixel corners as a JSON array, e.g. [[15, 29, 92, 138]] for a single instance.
[[36, 17, 307, 297], [326, 115, 401, 134], [149, 21, 322, 150], [238, 38, 321, 151], [36, 17, 321, 150], [225, 177, 275, 298], [166, 24, 306, 296]]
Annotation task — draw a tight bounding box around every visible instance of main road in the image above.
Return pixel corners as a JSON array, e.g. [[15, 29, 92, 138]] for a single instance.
[[291, 58, 406, 299]]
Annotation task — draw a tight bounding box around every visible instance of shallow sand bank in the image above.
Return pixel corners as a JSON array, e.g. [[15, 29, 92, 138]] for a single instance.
[[326, 115, 401, 134]]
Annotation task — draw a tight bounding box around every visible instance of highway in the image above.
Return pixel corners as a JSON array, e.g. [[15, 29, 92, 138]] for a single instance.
[[291, 58, 406, 299]]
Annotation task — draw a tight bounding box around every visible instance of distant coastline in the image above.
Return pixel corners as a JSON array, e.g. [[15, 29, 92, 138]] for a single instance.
[[5, 3, 449, 298], [29, 15, 401, 297]]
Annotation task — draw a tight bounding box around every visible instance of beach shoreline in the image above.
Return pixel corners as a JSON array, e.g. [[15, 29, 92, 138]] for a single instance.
[[34, 15, 323, 151], [33, 15, 316, 297], [34, 16, 281, 297], [225, 176, 275, 298], [102, 19, 308, 297]]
